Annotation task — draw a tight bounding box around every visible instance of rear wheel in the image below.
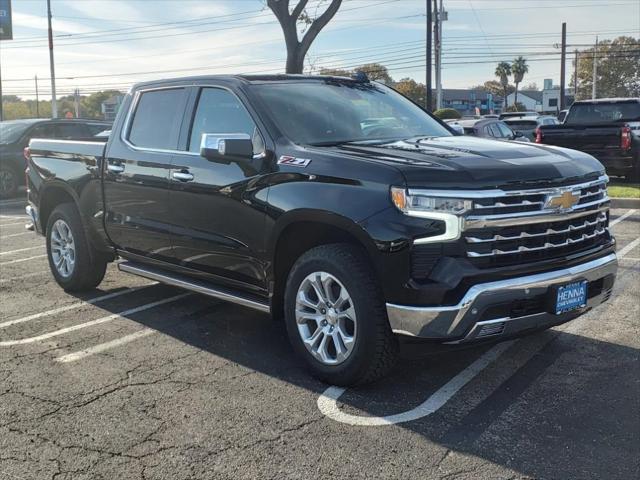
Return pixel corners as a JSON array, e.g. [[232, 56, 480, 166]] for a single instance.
[[627, 156, 640, 183], [46, 203, 107, 292], [284, 244, 398, 386], [0, 165, 19, 198]]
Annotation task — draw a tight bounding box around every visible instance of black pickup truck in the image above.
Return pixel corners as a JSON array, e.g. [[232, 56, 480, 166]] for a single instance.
[[26, 75, 618, 385], [536, 98, 640, 181]]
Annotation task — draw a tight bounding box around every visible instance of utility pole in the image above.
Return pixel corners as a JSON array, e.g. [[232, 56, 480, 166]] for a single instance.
[[434, 0, 439, 110], [426, 0, 432, 111], [0, 56, 3, 122], [47, 0, 57, 118], [573, 49, 578, 99], [35, 75, 40, 117], [592, 36, 598, 99], [435, 0, 446, 110], [73, 88, 80, 118], [559, 22, 567, 110]]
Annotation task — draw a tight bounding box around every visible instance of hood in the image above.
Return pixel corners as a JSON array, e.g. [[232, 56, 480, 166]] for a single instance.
[[328, 136, 604, 189]]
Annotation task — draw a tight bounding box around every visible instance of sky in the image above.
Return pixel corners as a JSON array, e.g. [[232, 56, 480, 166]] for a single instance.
[[0, 0, 639, 99]]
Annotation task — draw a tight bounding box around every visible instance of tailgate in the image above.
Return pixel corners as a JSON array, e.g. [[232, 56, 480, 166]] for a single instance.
[[542, 124, 622, 156]]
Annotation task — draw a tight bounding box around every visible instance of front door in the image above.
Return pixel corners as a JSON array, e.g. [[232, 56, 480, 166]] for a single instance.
[[103, 86, 189, 262], [168, 86, 269, 294]]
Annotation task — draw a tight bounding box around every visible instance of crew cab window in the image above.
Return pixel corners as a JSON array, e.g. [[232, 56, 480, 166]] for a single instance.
[[487, 123, 502, 138], [188, 88, 263, 153], [566, 102, 640, 124], [54, 123, 88, 139], [496, 122, 514, 138], [128, 88, 185, 150]]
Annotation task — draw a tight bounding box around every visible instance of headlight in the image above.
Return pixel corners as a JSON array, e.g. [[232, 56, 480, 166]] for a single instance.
[[390, 187, 472, 243], [390, 187, 472, 215]]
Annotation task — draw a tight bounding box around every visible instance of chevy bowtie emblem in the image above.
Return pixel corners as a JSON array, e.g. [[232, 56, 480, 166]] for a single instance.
[[545, 190, 580, 210]]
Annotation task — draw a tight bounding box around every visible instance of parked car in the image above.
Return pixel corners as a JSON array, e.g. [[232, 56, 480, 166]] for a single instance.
[[26, 74, 617, 385], [457, 118, 530, 142], [503, 115, 559, 142], [0, 118, 111, 197], [537, 98, 640, 180], [444, 119, 465, 135], [499, 111, 538, 120]]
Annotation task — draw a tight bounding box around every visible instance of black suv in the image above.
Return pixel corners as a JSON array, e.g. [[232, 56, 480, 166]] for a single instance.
[[0, 118, 110, 197]]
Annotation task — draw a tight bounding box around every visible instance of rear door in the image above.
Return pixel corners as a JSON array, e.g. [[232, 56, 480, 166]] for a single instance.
[[103, 86, 190, 262], [167, 85, 270, 293]]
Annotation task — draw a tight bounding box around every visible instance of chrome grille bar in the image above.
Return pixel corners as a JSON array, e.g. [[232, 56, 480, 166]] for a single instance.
[[466, 213, 607, 243], [467, 228, 608, 258]]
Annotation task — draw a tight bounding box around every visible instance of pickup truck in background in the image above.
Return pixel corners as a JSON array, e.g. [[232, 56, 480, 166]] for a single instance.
[[536, 98, 640, 181], [26, 74, 617, 385]]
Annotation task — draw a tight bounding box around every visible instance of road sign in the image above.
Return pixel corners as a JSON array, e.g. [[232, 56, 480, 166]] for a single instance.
[[0, 0, 12, 40]]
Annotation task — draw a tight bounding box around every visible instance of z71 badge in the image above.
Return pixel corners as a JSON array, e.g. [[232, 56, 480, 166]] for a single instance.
[[278, 155, 312, 167]]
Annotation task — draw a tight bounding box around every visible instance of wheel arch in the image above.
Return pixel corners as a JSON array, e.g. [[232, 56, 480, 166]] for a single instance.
[[268, 210, 381, 318], [39, 181, 81, 234]]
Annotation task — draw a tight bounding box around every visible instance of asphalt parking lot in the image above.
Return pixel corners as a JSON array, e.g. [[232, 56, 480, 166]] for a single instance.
[[0, 198, 638, 480]]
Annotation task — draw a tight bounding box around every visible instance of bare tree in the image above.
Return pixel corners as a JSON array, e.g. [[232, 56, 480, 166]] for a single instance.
[[267, 0, 343, 74]]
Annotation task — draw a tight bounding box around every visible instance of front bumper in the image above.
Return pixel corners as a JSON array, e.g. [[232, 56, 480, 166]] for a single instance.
[[387, 253, 617, 341]]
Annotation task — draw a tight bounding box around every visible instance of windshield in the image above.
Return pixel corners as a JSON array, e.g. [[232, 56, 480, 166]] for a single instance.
[[251, 81, 451, 146], [0, 121, 32, 144], [566, 102, 640, 124]]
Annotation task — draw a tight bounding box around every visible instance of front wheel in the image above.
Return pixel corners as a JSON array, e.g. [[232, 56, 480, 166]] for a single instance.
[[284, 244, 398, 386], [46, 203, 107, 292]]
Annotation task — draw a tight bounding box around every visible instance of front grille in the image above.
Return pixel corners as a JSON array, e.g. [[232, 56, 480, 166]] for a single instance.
[[465, 212, 611, 267], [462, 176, 612, 269], [469, 177, 608, 218], [408, 176, 613, 280]]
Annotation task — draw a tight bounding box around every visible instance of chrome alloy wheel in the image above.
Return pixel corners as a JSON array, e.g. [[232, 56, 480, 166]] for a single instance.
[[50, 219, 76, 278], [295, 272, 357, 366]]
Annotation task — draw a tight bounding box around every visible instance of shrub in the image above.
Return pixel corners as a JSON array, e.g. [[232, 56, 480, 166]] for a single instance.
[[433, 108, 461, 120]]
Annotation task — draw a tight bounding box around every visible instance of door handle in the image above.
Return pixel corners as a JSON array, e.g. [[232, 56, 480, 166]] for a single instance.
[[107, 164, 125, 174], [171, 171, 194, 182]]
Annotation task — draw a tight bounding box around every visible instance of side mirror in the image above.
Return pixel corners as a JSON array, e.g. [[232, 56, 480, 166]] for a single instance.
[[200, 133, 253, 163]]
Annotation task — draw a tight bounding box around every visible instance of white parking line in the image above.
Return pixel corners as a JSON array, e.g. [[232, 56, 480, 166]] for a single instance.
[[0, 254, 47, 266], [0, 293, 190, 347], [0, 222, 27, 227], [0, 246, 44, 256], [0, 231, 33, 239], [0, 215, 27, 220], [618, 237, 640, 259], [610, 209, 637, 227], [56, 328, 156, 363], [317, 341, 514, 426], [0, 284, 156, 329]]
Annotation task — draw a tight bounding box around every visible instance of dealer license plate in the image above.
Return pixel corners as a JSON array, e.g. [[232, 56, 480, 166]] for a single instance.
[[555, 280, 588, 315]]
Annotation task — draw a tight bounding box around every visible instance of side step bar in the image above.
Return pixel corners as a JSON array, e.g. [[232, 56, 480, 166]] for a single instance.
[[118, 261, 270, 314]]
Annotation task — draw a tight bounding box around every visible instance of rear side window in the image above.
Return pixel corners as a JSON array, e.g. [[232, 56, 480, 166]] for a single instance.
[[86, 123, 109, 135], [566, 102, 640, 124], [128, 88, 186, 150], [54, 123, 88, 139]]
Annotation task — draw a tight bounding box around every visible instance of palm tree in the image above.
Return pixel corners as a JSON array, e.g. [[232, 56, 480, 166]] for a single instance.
[[495, 62, 511, 111], [511, 56, 529, 111]]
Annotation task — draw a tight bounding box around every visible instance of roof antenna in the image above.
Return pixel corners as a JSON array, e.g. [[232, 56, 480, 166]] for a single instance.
[[352, 71, 370, 83]]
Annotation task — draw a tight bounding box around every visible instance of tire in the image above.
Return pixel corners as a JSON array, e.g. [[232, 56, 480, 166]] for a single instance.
[[627, 156, 640, 183], [0, 165, 19, 199], [284, 243, 399, 386], [46, 203, 107, 292]]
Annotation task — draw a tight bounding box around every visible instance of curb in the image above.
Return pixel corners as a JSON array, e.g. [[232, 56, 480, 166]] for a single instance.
[[611, 197, 640, 209]]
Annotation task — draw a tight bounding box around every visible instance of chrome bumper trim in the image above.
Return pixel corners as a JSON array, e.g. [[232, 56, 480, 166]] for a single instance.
[[387, 253, 617, 339]]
